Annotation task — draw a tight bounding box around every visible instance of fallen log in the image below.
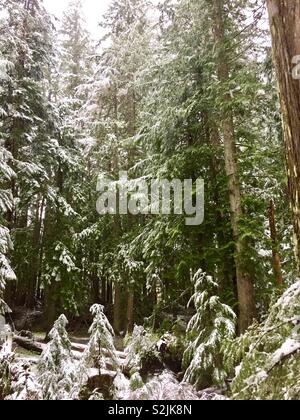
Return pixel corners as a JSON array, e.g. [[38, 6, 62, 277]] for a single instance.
[[13, 335, 45, 354], [71, 343, 126, 360], [71, 342, 87, 353]]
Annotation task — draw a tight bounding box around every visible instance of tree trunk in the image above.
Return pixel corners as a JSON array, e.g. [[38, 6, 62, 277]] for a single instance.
[[91, 273, 100, 304], [26, 197, 44, 308], [126, 291, 134, 333], [101, 279, 107, 305], [212, 0, 256, 333], [113, 284, 122, 334], [268, 200, 284, 286], [44, 282, 58, 338], [266, 0, 300, 272], [209, 120, 235, 294]]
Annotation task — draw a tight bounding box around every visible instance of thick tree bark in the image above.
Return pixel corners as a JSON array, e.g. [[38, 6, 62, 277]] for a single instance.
[[268, 200, 284, 286], [213, 0, 256, 333], [266, 0, 300, 272]]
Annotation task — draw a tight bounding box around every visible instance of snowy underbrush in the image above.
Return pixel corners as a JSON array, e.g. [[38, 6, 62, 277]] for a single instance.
[[0, 305, 122, 400], [1, 281, 299, 400], [225, 280, 300, 400], [0, 349, 14, 399], [129, 371, 199, 400], [0, 348, 41, 400], [124, 326, 161, 376]]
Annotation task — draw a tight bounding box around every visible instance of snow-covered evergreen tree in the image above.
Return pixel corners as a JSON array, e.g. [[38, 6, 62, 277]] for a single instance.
[[39, 0, 95, 329], [227, 280, 300, 400], [183, 269, 236, 389], [8, 362, 40, 400], [78, 0, 153, 333], [130, 371, 198, 400], [81, 305, 118, 372], [37, 314, 76, 400], [0, 21, 17, 313], [59, 0, 93, 102], [0, 0, 59, 308], [0, 225, 15, 314]]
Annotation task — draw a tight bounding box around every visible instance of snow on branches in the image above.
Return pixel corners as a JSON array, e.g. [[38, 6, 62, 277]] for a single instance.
[[183, 269, 236, 389], [37, 315, 77, 400], [81, 304, 119, 372]]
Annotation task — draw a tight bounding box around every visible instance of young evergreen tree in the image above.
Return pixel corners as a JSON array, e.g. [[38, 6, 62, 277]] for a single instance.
[[183, 269, 236, 389], [81, 304, 118, 372], [37, 314, 76, 400]]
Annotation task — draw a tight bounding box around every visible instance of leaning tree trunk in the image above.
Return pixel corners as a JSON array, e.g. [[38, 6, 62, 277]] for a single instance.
[[266, 0, 300, 273], [212, 0, 256, 333]]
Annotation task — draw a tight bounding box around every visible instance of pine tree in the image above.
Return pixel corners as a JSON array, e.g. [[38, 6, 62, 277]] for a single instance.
[[40, 0, 93, 330], [183, 269, 236, 389], [81, 304, 118, 372], [79, 0, 152, 333], [0, 225, 15, 314], [212, 0, 256, 332], [59, 0, 93, 101], [0, 0, 57, 308], [37, 314, 76, 400]]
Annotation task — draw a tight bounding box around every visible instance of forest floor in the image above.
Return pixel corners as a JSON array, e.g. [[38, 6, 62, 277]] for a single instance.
[[11, 331, 224, 400], [7, 310, 225, 400]]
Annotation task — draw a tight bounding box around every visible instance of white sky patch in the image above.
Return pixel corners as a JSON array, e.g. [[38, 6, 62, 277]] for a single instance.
[[43, 0, 112, 37]]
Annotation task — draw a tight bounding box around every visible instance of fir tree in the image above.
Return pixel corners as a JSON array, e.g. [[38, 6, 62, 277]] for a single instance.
[[37, 314, 76, 400], [59, 0, 93, 101], [183, 269, 236, 389], [0, 225, 15, 314], [81, 305, 118, 373], [0, 0, 57, 308]]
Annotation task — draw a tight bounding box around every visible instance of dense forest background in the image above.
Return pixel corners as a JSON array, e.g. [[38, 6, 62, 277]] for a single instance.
[[0, 0, 300, 401]]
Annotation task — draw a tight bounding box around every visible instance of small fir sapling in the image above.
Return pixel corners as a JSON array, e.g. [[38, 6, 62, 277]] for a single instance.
[[37, 314, 76, 400], [81, 304, 119, 373], [183, 269, 236, 389]]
